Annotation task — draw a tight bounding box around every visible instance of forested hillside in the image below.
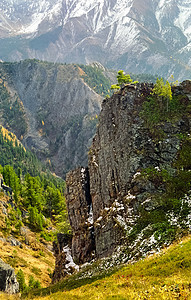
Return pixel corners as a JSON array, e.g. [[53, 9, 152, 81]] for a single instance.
[[0, 126, 44, 176], [0, 124, 68, 230], [0, 163, 68, 237], [0, 126, 71, 291]]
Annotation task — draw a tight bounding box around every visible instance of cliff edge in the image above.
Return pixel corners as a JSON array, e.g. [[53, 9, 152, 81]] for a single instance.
[[63, 80, 191, 272]]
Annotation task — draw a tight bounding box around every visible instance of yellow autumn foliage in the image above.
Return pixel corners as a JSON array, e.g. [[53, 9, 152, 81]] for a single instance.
[[0, 126, 26, 151]]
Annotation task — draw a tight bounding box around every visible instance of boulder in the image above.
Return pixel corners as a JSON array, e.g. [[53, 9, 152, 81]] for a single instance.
[[52, 245, 79, 284], [0, 259, 19, 294]]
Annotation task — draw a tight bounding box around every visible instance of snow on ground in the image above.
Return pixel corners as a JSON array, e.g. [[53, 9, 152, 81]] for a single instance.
[[175, 1, 191, 42], [63, 246, 79, 272], [88, 204, 93, 225]]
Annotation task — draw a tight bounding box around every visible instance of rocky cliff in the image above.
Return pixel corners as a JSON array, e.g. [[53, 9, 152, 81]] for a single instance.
[[64, 80, 191, 267], [66, 167, 95, 264]]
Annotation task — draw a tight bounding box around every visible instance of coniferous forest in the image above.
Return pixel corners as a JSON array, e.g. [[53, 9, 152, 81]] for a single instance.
[[0, 125, 70, 240]]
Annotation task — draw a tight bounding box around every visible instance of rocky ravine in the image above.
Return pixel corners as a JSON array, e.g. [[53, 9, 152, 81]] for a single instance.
[[0, 60, 102, 176], [59, 80, 191, 279]]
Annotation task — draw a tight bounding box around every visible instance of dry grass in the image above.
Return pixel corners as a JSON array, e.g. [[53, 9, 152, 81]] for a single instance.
[[0, 240, 54, 287], [2, 236, 191, 299], [78, 66, 86, 77], [0, 293, 21, 300], [0, 196, 55, 289], [24, 235, 191, 300]]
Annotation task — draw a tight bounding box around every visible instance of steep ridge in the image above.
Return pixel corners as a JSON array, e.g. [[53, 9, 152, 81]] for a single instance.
[[0, 60, 102, 176], [65, 80, 191, 267], [0, 0, 191, 80]]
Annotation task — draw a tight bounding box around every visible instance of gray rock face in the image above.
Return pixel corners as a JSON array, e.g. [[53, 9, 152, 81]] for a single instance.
[[66, 167, 95, 263], [52, 237, 79, 283], [65, 80, 191, 262], [0, 259, 19, 294], [7, 236, 22, 247], [89, 83, 155, 257]]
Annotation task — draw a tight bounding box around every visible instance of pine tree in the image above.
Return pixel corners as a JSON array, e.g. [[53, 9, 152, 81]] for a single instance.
[[36, 213, 44, 231], [117, 70, 133, 86], [152, 78, 172, 112], [28, 275, 35, 289], [3, 165, 21, 202], [28, 205, 38, 228], [15, 220, 23, 234], [17, 269, 26, 292], [111, 70, 138, 90]]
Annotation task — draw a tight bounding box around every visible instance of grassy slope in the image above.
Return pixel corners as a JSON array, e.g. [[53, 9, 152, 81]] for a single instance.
[[0, 194, 55, 288], [18, 235, 191, 300]]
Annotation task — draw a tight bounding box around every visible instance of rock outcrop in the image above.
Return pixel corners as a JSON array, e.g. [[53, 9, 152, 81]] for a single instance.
[[65, 80, 191, 264], [52, 234, 79, 283], [66, 167, 95, 263], [0, 259, 19, 294]]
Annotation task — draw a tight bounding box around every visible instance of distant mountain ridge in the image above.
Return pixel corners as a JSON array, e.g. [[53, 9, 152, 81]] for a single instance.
[[0, 0, 191, 80]]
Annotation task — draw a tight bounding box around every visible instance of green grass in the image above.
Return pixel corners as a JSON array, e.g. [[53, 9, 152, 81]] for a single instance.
[[21, 235, 191, 299]]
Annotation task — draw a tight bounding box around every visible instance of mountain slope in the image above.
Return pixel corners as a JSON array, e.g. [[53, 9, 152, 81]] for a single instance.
[[21, 235, 191, 299], [0, 0, 62, 38], [0, 59, 103, 176], [0, 125, 69, 292], [0, 0, 191, 80]]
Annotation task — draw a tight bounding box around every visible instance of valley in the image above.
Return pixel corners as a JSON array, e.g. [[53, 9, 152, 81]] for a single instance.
[[0, 1, 191, 298], [0, 60, 105, 177], [0, 62, 191, 298]]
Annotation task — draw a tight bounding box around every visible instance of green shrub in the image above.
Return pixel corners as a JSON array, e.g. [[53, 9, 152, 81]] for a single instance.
[[17, 269, 27, 292], [111, 70, 138, 90]]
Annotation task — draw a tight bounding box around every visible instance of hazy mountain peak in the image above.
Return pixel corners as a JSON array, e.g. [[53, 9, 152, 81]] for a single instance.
[[0, 0, 191, 80]]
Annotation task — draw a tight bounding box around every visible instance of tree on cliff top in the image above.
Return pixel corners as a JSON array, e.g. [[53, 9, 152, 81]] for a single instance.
[[111, 70, 138, 90], [152, 78, 172, 111]]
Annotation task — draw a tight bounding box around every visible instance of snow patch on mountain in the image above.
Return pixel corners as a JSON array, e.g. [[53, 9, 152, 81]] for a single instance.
[[111, 19, 139, 53], [180, 42, 191, 53], [0, 0, 62, 36], [175, 1, 191, 42], [18, 0, 62, 35], [0, 0, 191, 80], [63, 0, 134, 33]]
